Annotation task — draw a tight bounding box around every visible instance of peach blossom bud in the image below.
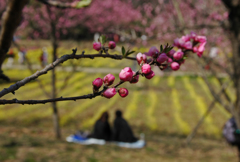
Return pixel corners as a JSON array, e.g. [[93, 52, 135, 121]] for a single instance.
[[145, 70, 155, 79], [103, 88, 117, 98], [130, 71, 139, 84], [108, 41, 116, 49], [157, 53, 168, 64], [173, 38, 180, 47], [103, 74, 115, 86], [92, 78, 103, 90], [147, 46, 159, 57], [141, 64, 151, 74], [167, 49, 175, 57], [171, 62, 180, 71], [181, 35, 191, 42], [136, 53, 147, 64], [118, 88, 129, 97], [173, 49, 184, 60], [183, 41, 193, 50], [197, 52, 203, 57], [119, 67, 133, 81], [168, 58, 173, 63], [93, 42, 101, 51], [193, 46, 198, 53], [190, 31, 197, 39]]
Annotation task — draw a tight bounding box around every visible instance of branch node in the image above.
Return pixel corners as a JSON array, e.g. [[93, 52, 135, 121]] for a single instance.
[[72, 48, 77, 55]]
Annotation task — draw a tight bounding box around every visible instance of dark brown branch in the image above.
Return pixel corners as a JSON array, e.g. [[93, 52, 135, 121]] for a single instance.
[[0, 62, 139, 105], [0, 49, 136, 98], [0, 93, 99, 105], [186, 81, 230, 144], [194, 55, 231, 113]]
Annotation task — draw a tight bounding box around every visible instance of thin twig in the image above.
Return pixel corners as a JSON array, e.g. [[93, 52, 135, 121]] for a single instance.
[[0, 49, 136, 98]]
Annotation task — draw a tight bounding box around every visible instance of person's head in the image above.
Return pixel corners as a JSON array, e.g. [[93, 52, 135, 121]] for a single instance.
[[116, 110, 122, 118], [100, 111, 109, 122]]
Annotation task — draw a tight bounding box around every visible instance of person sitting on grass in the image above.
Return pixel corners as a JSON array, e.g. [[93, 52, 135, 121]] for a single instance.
[[112, 110, 138, 143], [88, 111, 112, 141]]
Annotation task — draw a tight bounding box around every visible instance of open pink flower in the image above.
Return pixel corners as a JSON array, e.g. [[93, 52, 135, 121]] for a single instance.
[[119, 67, 133, 81], [183, 41, 193, 50], [194, 36, 207, 43], [103, 88, 117, 98], [92, 78, 103, 90], [136, 53, 147, 64], [118, 88, 129, 97], [141, 64, 151, 74], [93, 42, 101, 51], [103, 74, 115, 86]]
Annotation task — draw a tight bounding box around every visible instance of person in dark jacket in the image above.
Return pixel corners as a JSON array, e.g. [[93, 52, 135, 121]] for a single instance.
[[112, 110, 138, 143], [223, 117, 240, 146], [90, 111, 112, 141]]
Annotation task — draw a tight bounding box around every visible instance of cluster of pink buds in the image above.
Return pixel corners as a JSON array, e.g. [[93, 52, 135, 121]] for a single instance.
[[140, 32, 207, 71], [92, 72, 131, 99], [91, 33, 206, 100], [136, 53, 155, 79], [173, 32, 207, 57], [93, 41, 116, 51]]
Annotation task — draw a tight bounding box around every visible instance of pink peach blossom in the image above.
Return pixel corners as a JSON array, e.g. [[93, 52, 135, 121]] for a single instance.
[[136, 53, 147, 64], [157, 53, 168, 64], [93, 42, 101, 51], [147, 46, 159, 57], [173, 49, 184, 60], [141, 64, 151, 74], [145, 70, 155, 79], [119, 67, 133, 81], [92, 78, 103, 90], [171, 62, 180, 71], [103, 74, 115, 86], [183, 41, 193, 50], [167, 49, 175, 57], [103, 88, 117, 98], [118, 88, 129, 97], [108, 41, 116, 49]]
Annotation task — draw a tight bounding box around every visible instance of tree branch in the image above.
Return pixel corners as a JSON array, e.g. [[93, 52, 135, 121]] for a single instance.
[[194, 55, 232, 113], [0, 49, 136, 98], [0, 93, 99, 105]]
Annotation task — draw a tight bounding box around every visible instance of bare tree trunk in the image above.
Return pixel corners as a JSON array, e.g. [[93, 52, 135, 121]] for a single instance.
[[51, 42, 61, 139], [47, 6, 61, 139], [227, 3, 240, 129], [0, 0, 28, 80]]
